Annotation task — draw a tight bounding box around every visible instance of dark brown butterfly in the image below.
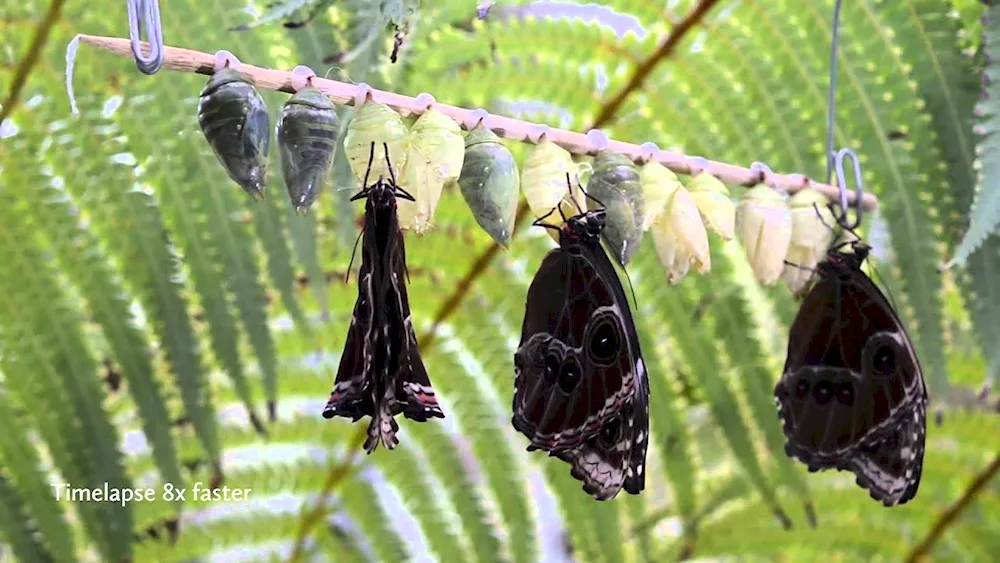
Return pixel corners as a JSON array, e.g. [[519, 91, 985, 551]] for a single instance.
[[322, 142, 445, 453], [774, 239, 928, 506], [513, 178, 649, 500]]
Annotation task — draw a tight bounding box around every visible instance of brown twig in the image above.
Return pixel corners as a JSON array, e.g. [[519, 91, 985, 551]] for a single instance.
[[904, 451, 1000, 563], [0, 0, 67, 123], [288, 426, 367, 563]]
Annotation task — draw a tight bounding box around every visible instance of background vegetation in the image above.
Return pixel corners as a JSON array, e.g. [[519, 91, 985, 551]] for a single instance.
[[1, 0, 998, 561]]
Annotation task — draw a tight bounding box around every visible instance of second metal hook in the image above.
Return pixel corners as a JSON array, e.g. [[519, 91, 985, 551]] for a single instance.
[[833, 147, 864, 231], [127, 0, 164, 75]]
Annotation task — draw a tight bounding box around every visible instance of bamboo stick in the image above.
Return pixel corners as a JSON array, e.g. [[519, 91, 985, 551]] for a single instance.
[[72, 34, 879, 211]]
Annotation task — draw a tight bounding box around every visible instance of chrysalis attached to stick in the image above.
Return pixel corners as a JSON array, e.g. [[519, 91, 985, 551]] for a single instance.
[[521, 134, 583, 243], [275, 68, 339, 213], [687, 170, 735, 241], [586, 150, 645, 267], [197, 59, 270, 199], [397, 99, 465, 233], [457, 123, 520, 246], [343, 89, 408, 185], [782, 189, 836, 295], [735, 183, 792, 286], [643, 160, 710, 284]]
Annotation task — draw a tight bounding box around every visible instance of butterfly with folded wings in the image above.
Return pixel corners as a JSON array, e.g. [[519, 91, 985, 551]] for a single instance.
[[322, 142, 445, 453], [513, 177, 649, 501], [775, 231, 928, 507]]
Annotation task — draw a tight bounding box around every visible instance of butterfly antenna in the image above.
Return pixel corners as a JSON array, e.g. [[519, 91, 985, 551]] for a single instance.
[[580, 184, 606, 210], [345, 226, 365, 283], [564, 173, 585, 215], [532, 207, 563, 234], [383, 142, 398, 186]]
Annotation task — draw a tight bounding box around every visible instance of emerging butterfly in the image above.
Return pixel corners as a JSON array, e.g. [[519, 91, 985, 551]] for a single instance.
[[774, 227, 928, 507], [322, 142, 445, 453], [513, 176, 650, 501]]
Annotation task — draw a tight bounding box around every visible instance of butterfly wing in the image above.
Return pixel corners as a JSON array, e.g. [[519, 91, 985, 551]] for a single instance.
[[556, 366, 649, 500], [385, 217, 445, 422], [513, 233, 642, 452], [775, 256, 927, 506], [322, 217, 379, 422]]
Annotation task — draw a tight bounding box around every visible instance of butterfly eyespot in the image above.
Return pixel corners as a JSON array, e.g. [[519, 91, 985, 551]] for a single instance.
[[557, 359, 582, 392], [872, 345, 895, 376], [543, 352, 561, 383], [794, 379, 810, 399], [587, 317, 620, 365], [836, 381, 855, 406], [598, 420, 623, 447], [812, 380, 834, 405]]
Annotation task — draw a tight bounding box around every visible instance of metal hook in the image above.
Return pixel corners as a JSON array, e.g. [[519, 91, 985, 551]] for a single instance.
[[127, 0, 164, 75], [833, 147, 864, 230]]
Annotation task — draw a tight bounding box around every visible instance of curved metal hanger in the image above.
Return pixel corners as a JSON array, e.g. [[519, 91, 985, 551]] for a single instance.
[[127, 0, 164, 75]]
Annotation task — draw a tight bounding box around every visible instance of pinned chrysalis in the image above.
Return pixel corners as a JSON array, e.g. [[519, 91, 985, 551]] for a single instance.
[[343, 100, 408, 185], [687, 171, 735, 240], [585, 151, 645, 266], [782, 188, 836, 295], [643, 161, 710, 283], [521, 137, 583, 243], [457, 125, 520, 246], [735, 184, 792, 286], [197, 68, 271, 198], [397, 108, 465, 233], [276, 86, 339, 213]]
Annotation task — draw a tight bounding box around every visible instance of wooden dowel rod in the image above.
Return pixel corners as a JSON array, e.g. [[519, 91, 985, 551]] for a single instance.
[[72, 34, 879, 211]]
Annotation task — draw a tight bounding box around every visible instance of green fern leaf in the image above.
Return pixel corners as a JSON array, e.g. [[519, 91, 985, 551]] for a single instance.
[[950, 3, 1000, 266]]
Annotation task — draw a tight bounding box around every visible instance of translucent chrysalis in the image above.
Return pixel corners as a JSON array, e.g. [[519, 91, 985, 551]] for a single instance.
[[521, 137, 583, 243], [397, 109, 465, 233], [343, 101, 408, 185], [735, 184, 792, 286]]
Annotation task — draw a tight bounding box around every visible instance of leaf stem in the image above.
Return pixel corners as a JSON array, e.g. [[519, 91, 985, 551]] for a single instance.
[[904, 451, 1000, 562], [0, 0, 67, 123], [288, 426, 367, 563]]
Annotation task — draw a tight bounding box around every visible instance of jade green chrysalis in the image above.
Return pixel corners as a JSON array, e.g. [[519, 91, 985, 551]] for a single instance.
[[457, 125, 520, 246]]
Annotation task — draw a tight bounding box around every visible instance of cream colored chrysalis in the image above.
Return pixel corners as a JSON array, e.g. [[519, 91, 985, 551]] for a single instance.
[[735, 184, 792, 286], [687, 171, 735, 240], [397, 103, 465, 233], [782, 188, 837, 295], [521, 134, 584, 243], [343, 93, 408, 185], [642, 160, 711, 283]]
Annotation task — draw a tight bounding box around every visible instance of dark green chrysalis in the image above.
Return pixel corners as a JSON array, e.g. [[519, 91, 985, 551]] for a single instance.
[[197, 68, 271, 199], [457, 126, 520, 246], [587, 151, 645, 266], [276, 86, 339, 213]]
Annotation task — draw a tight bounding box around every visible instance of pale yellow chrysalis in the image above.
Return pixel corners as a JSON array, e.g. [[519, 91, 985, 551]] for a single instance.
[[735, 184, 793, 286], [397, 109, 465, 233]]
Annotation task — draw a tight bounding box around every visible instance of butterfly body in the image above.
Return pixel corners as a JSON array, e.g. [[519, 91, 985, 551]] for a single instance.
[[775, 241, 927, 506], [513, 198, 649, 500], [323, 145, 444, 453]]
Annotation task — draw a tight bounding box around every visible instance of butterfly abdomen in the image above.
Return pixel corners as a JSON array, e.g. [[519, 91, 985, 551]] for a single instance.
[[197, 68, 270, 198]]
